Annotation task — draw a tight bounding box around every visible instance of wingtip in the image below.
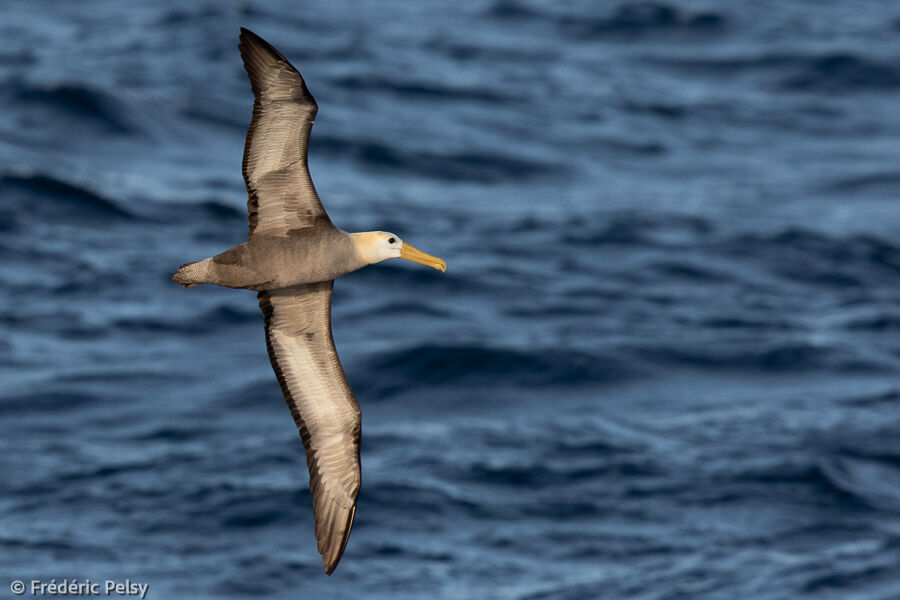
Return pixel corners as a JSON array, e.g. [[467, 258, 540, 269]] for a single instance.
[[319, 503, 356, 576], [322, 550, 342, 575], [239, 26, 257, 42], [238, 27, 258, 53], [322, 548, 341, 575], [238, 27, 277, 53], [237, 27, 295, 72]]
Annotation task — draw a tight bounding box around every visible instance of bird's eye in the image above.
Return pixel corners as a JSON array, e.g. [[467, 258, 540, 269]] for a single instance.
[[388, 237, 396, 244]]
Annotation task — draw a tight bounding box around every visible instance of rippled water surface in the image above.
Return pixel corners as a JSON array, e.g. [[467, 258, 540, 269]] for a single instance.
[[3, 1, 900, 598]]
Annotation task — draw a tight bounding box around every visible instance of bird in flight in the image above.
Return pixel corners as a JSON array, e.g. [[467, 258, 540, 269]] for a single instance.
[[173, 28, 446, 574]]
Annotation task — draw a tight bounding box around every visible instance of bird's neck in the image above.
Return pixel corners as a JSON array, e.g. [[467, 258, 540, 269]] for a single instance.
[[349, 231, 384, 265]]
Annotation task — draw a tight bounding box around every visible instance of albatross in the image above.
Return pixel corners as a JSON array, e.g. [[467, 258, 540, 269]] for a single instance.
[[173, 28, 446, 574]]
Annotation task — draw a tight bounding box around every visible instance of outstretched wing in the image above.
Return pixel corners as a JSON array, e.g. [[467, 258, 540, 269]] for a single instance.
[[258, 282, 361, 574], [239, 28, 330, 237]]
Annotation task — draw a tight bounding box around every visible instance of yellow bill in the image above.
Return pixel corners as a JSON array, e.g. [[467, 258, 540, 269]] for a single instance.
[[401, 243, 446, 272]]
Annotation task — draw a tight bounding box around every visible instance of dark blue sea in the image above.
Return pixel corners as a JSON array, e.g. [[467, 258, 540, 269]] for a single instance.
[[3, 1, 900, 598]]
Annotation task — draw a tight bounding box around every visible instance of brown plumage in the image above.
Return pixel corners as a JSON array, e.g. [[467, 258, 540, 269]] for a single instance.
[[173, 28, 446, 575], [259, 282, 360, 574], [239, 28, 327, 237]]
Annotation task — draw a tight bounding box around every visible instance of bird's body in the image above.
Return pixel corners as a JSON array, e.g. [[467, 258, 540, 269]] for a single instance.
[[175, 227, 364, 290], [173, 28, 445, 575]]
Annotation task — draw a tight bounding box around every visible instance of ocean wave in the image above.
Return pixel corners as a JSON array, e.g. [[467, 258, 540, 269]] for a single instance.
[[558, 3, 725, 38], [362, 543, 452, 562], [619, 99, 688, 120], [719, 228, 900, 287], [459, 458, 656, 490], [366, 343, 634, 387], [562, 212, 712, 246], [651, 52, 803, 74], [819, 455, 900, 512], [550, 425, 646, 456], [112, 305, 259, 335], [698, 316, 798, 331], [149, 197, 246, 226], [154, 5, 221, 26], [703, 460, 869, 515], [134, 425, 209, 442], [0, 391, 100, 414], [331, 74, 511, 104], [0, 536, 116, 560], [11, 81, 137, 134], [0, 48, 35, 66], [844, 314, 900, 332], [522, 497, 604, 519], [714, 439, 900, 513], [802, 563, 897, 595], [0, 173, 132, 223], [487, 1, 725, 37], [595, 136, 667, 156], [780, 53, 900, 92], [843, 389, 900, 407], [312, 135, 563, 182], [823, 171, 900, 195], [178, 103, 248, 130], [57, 460, 162, 483], [347, 262, 482, 292], [427, 39, 557, 64], [459, 463, 560, 488], [192, 200, 246, 221], [652, 51, 900, 93], [178, 486, 309, 531], [485, 0, 542, 20], [634, 341, 884, 372], [362, 481, 486, 517], [646, 260, 733, 282], [362, 301, 453, 319]]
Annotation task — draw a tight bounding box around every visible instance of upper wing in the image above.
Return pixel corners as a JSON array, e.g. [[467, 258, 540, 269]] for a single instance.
[[258, 282, 361, 574], [239, 28, 331, 238]]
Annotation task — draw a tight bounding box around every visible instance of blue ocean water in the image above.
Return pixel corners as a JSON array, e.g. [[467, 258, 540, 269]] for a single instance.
[[2, 0, 900, 597]]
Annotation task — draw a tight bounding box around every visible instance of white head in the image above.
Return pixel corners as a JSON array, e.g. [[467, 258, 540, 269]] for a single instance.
[[351, 231, 446, 271]]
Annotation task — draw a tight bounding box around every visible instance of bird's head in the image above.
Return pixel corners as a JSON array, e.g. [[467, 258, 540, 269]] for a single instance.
[[352, 231, 446, 272]]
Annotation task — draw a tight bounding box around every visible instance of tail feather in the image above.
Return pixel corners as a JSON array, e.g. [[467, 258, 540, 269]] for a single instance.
[[173, 261, 204, 288]]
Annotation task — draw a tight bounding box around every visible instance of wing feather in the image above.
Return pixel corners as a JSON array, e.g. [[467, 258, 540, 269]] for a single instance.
[[258, 282, 360, 574], [239, 28, 330, 237]]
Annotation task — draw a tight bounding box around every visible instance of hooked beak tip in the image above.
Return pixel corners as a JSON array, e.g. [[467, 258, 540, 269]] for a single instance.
[[400, 243, 446, 272]]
